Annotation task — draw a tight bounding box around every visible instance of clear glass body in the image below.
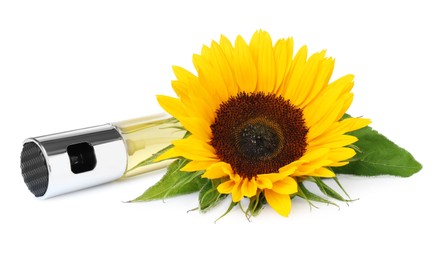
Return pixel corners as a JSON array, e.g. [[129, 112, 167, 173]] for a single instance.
[[113, 114, 185, 178]]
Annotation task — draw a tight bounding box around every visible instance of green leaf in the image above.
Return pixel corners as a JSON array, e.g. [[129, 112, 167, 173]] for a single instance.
[[131, 158, 207, 202], [335, 115, 422, 177], [198, 180, 227, 212]]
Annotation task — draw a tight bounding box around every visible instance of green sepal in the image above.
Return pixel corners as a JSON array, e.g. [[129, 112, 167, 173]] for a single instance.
[[310, 177, 352, 202], [297, 182, 339, 208], [246, 192, 266, 217], [333, 176, 351, 199], [335, 114, 422, 177], [130, 158, 207, 202], [198, 179, 227, 212], [215, 200, 238, 223]]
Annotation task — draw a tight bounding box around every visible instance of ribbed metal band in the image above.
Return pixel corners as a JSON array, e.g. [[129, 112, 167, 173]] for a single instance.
[[21, 142, 49, 197]]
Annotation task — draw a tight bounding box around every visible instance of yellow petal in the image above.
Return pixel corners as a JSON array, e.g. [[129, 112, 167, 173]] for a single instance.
[[336, 93, 354, 121], [172, 66, 217, 122], [156, 95, 187, 119], [295, 159, 333, 176], [254, 30, 276, 93], [171, 80, 188, 100], [328, 147, 356, 163], [210, 41, 238, 96], [330, 161, 349, 167], [306, 101, 344, 140], [178, 116, 212, 142], [240, 178, 249, 196], [279, 160, 305, 175], [303, 88, 342, 129], [271, 177, 298, 195], [282, 45, 308, 100], [202, 162, 232, 179], [274, 37, 293, 91], [257, 172, 289, 183], [155, 147, 181, 162], [172, 67, 203, 100], [285, 148, 333, 177], [172, 136, 218, 161], [308, 134, 358, 149], [310, 117, 371, 142], [311, 167, 336, 178], [327, 74, 355, 96], [264, 189, 292, 217], [200, 44, 211, 60], [219, 35, 234, 69], [189, 57, 219, 101], [303, 74, 354, 128], [255, 176, 273, 189], [249, 30, 261, 63], [241, 178, 258, 198], [344, 117, 371, 132], [193, 54, 229, 103], [231, 179, 244, 202], [182, 160, 217, 172], [234, 35, 257, 93], [278, 163, 298, 175], [172, 65, 197, 84], [292, 51, 328, 108], [217, 180, 235, 194], [182, 91, 216, 124], [300, 56, 335, 108], [299, 148, 330, 163]]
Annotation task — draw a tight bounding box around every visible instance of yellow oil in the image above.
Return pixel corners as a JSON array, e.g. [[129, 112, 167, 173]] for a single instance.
[[113, 114, 185, 178]]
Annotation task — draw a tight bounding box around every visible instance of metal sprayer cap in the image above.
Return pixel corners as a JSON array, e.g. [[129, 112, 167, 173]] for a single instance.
[[20, 124, 127, 199]]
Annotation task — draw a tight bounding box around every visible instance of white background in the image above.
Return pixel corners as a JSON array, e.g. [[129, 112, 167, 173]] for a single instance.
[[1, 1, 436, 259]]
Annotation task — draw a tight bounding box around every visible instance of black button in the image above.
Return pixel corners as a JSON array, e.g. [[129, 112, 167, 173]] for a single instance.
[[67, 142, 97, 174]]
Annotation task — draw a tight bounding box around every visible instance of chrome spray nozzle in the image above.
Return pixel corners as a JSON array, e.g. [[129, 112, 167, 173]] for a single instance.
[[20, 124, 128, 199]]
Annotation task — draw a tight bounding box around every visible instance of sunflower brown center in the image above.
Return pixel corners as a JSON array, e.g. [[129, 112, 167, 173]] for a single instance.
[[236, 117, 284, 161], [210, 92, 308, 179]]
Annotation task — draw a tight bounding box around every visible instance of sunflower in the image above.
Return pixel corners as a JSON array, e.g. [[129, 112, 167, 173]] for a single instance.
[[156, 30, 371, 217]]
